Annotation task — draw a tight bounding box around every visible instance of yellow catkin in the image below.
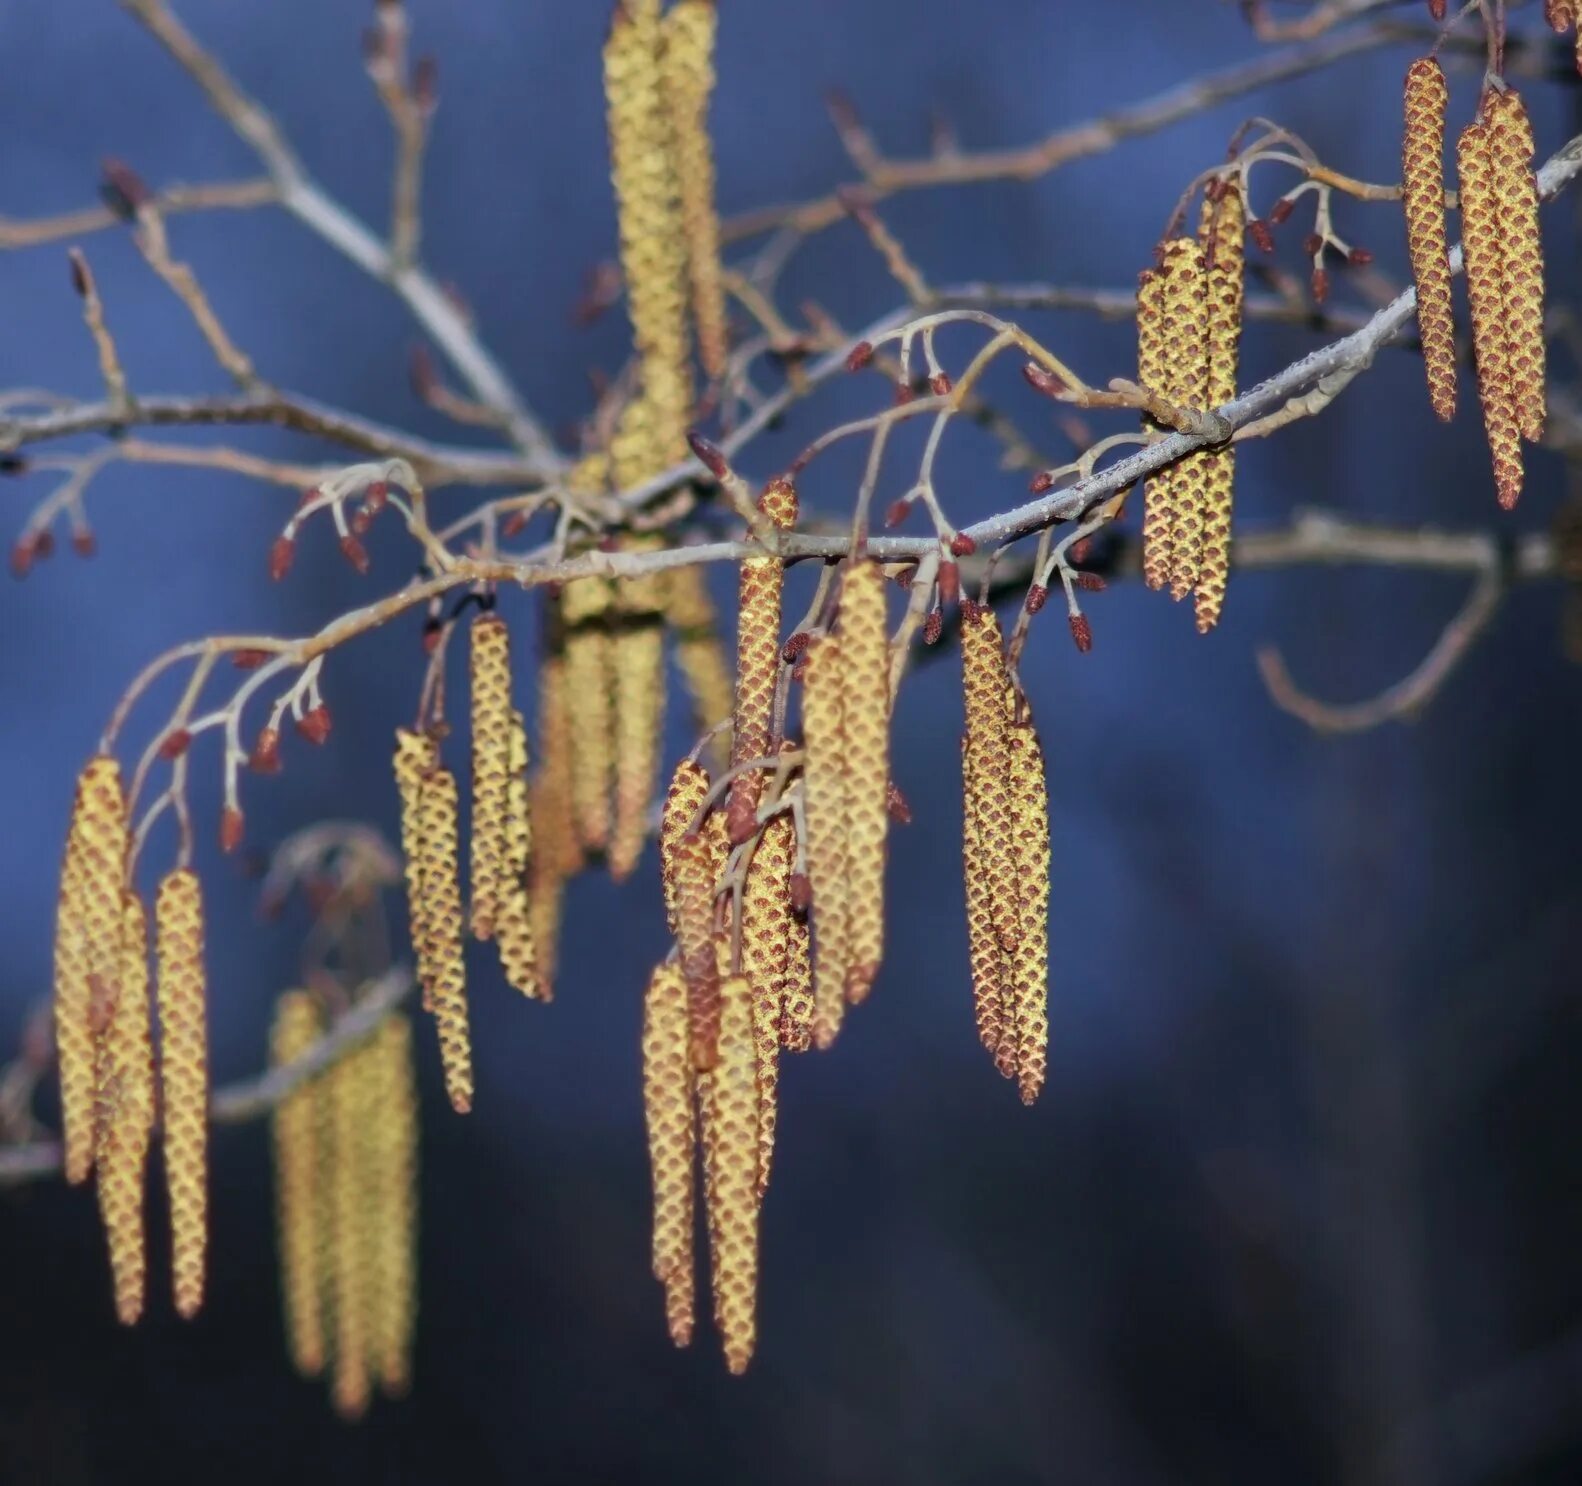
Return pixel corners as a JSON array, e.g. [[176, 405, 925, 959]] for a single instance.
[[675, 831, 724, 1069], [667, 567, 735, 773], [1159, 238, 1211, 599], [780, 900, 814, 1053], [642, 961, 696, 1346], [726, 478, 799, 838], [662, 0, 730, 381], [699, 974, 759, 1374], [801, 636, 850, 1048], [468, 613, 514, 941], [961, 735, 1005, 1062], [1007, 717, 1051, 1106], [1457, 118, 1525, 509], [561, 578, 617, 854], [529, 646, 582, 994], [155, 867, 208, 1320], [328, 1037, 374, 1420], [837, 562, 891, 1004], [661, 758, 712, 934], [1194, 184, 1245, 634], [610, 558, 668, 883], [742, 814, 793, 1194], [417, 767, 474, 1113], [367, 1014, 418, 1396], [271, 991, 326, 1376], [1403, 58, 1457, 423], [494, 709, 542, 998], [1136, 268, 1175, 592], [394, 728, 439, 1011], [1485, 86, 1546, 448], [96, 891, 153, 1325], [55, 754, 127, 1186]]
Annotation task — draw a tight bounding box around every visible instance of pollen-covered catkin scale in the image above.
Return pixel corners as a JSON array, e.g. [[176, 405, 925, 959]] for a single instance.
[[742, 814, 794, 1192], [1457, 118, 1525, 509], [1159, 237, 1212, 599], [417, 767, 474, 1112], [393, 728, 438, 1007], [367, 1014, 418, 1395], [468, 613, 513, 941], [1194, 183, 1244, 634], [700, 974, 759, 1374], [801, 636, 851, 1048], [328, 1039, 374, 1420], [271, 991, 326, 1376], [837, 562, 891, 1003], [675, 831, 724, 1069], [97, 891, 153, 1325], [1403, 59, 1457, 423], [1136, 268, 1175, 592], [494, 709, 541, 998], [155, 867, 208, 1320], [661, 0, 730, 381], [726, 478, 798, 839], [642, 961, 696, 1345], [1007, 717, 1051, 1106], [1485, 86, 1546, 448]]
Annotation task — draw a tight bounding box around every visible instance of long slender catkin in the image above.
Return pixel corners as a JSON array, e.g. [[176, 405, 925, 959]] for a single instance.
[[610, 557, 668, 883], [642, 960, 696, 1346], [468, 613, 514, 941], [494, 708, 542, 998], [1159, 238, 1212, 600], [328, 1037, 374, 1420], [801, 636, 850, 1047], [1136, 268, 1175, 592], [367, 1014, 418, 1396], [1007, 718, 1051, 1106], [741, 813, 793, 1193], [1485, 86, 1546, 448], [271, 991, 326, 1376], [675, 830, 725, 1069], [1194, 183, 1245, 634], [561, 578, 617, 854], [394, 728, 438, 1008], [1403, 59, 1457, 423], [417, 767, 474, 1112]]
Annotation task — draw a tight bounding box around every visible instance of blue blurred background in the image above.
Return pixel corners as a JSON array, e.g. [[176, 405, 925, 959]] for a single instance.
[[2, 2, 1580, 1482]]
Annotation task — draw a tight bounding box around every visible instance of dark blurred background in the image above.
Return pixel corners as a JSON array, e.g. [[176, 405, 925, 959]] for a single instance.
[[2, 2, 1580, 1483]]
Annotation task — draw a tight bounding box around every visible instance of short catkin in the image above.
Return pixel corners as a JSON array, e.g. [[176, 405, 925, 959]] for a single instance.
[[1403, 59, 1457, 423]]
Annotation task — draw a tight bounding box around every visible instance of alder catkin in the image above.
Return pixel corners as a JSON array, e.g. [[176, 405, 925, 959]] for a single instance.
[[675, 830, 725, 1069], [1007, 718, 1051, 1106], [700, 973, 759, 1374], [837, 562, 891, 1003], [417, 767, 474, 1113], [642, 960, 696, 1346], [1136, 268, 1175, 592], [1194, 183, 1244, 634], [1159, 237, 1212, 600], [741, 814, 794, 1193], [468, 613, 514, 941], [494, 709, 542, 998], [271, 991, 326, 1376], [1403, 58, 1457, 424], [155, 867, 208, 1320], [535, 645, 584, 882], [667, 567, 735, 773], [1457, 117, 1525, 509], [961, 735, 1005, 1062], [1485, 86, 1546, 447], [367, 1014, 418, 1396], [97, 890, 153, 1325], [801, 635, 850, 1048], [781, 896, 815, 1053], [561, 578, 617, 854], [610, 561, 668, 882], [661, 0, 730, 381], [328, 1038, 374, 1420], [661, 758, 712, 934], [394, 728, 438, 1008]]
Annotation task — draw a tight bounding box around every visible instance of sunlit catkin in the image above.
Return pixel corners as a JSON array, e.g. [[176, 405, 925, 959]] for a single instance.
[[468, 613, 513, 941], [97, 890, 153, 1325], [801, 636, 850, 1047], [271, 991, 326, 1376], [1194, 183, 1244, 634], [700, 974, 759, 1374], [417, 767, 474, 1113], [726, 477, 798, 840], [1159, 237, 1211, 599], [610, 560, 668, 882], [742, 814, 793, 1192], [494, 709, 541, 998], [781, 898, 815, 1053], [367, 1014, 418, 1395], [328, 1038, 374, 1419], [1403, 59, 1457, 423], [661, 758, 711, 934], [667, 567, 735, 773], [1457, 117, 1525, 509], [155, 867, 208, 1319], [675, 830, 724, 1069], [1136, 268, 1174, 592], [393, 728, 438, 1009], [961, 735, 1005, 1062], [838, 562, 891, 1002], [1485, 86, 1546, 448], [642, 961, 696, 1344], [560, 577, 617, 853], [1007, 718, 1051, 1105], [55, 754, 128, 1185]]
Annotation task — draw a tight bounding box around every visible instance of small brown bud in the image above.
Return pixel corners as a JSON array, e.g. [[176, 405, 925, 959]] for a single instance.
[[1075, 572, 1107, 593], [883, 498, 911, 529], [789, 872, 812, 913], [250, 726, 282, 774], [1347, 245, 1374, 267], [1248, 219, 1276, 254], [686, 430, 729, 479], [1428, 0, 1446, 17], [949, 532, 976, 557], [70, 530, 96, 558], [219, 806, 245, 855], [1021, 362, 1065, 399], [1269, 198, 1295, 226], [937, 561, 960, 606], [1069, 538, 1093, 564], [923, 611, 944, 645], [1310, 267, 1329, 304], [782, 632, 810, 663], [893, 381, 916, 406], [339, 534, 370, 575], [157, 729, 192, 761], [500, 511, 530, 538], [268, 536, 295, 582], [886, 781, 913, 825], [231, 649, 270, 670], [1025, 583, 1049, 614], [1029, 471, 1055, 494], [846, 340, 875, 372], [1069, 614, 1093, 653], [295, 705, 332, 746], [929, 372, 953, 397], [1302, 232, 1324, 257]]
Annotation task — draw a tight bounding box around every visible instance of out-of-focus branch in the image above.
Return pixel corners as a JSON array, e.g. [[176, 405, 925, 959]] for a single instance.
[[0, 178, 277, 250]]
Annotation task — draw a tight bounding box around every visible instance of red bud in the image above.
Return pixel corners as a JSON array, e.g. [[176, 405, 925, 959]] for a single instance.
[[1347, 246, 1373, 267], [1069, 539, 1093, 565], [1311, 268, 1330, 305], [1021, 362, 1065, 399], [686, 430, 729, 479], [268, 535, 295, 581], [923, 611, 943, 645], [789, 872, 813, 913], [1302, 232, 1324, 257], [249, 726, 282, 774], [70, 530, 96, 558], [937, 560, 960, 606], [929, 372, 952, 397], [219, 806, 245, 855], [1075, 572, 1107, 592], [845, 340, 875, 372], [1029, 471, 1055, 494], [1026, 583, 1049, 615], [1248, 219, 1276, 255], [339, 534, 370, 574], [296, 705, 332, 745], [232, 649, 270, 670], [883, 498, 911, 529], [782, 632, 810, 663], [157, 729, 192, 761], [1069, 614, 1093, 653], [885, 781, 912, 825], [949, 532, 976, 557], [501, 511, 530, 538], [1269, 198, 1295, 226]]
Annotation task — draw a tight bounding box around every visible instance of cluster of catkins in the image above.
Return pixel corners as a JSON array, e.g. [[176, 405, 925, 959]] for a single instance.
[[271, 996, 417, 1419], [1136, 181, 1246, 633], [1403, 59, 1546, 507], [53, 756, 209, 1324]]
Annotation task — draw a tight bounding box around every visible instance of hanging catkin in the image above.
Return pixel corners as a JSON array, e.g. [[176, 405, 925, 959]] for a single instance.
[[801, 635, 851, 1047], [1194, 183, 1245, 634], [1402, 58, 1457, 423], [642, 960, 696, 1346], [328, 1036, 375, 1419], [1159, 238, 1212, 599], [155, 867, 208, 1319], [961, 735, 1006, 1062], [661, 758, 711, 934], [393, 728, 438, 1009], [780, 896, 815, 1053], [367, 1014, 418, 1396], [560, 578, 617, 853], [610, 556, 668, 882], [417, 766, 474, 1112], [674, 830, 725, 1069], [1007, 716, 1051, 1106], [1484, 86, 1546, 448], [468, 612, 514, 941], [741, 813, 793, 1193], [271, 991, 326, 1376], [494, 708, 541, 998], [667, 567, 735, 773], [1136, 268, 1175, 592]]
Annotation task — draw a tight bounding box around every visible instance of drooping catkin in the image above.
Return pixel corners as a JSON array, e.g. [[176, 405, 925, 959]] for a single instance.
[[1484, 86, 1546, 448], [1194, 183, 1244, 635], [661, 758, 712, 935], [560, 578, 617, 854], [662, 0, 729, 381], [97, 890, 153, 1325], [1159, 238, 1212, 599], [610, 559, 668, 882], [1457, 117, 1525, 510], [367, 1014, 418, 1396], [699, 973, 759, 1374], [1403, 59, 1457, 423], [667, 567, 735, 773], [417, 767, 474, 1113], [328, 1037, 375, 1420], [780, 898, 814, 1053], [674, 830, 725, 1069], [155, 867, 208, 1320], [530, 646, 581, 993], [494, 709, 541, 998], [55, 754, 128, 1186], [837, 562, 891, 1003], [742, 814, 793, 1193], [1136, 268, 1175, 592], [1546, 1, 1578, 29], [1007, 717, 1051, 1106], [801, 636, 850, 1048], [271, 991, 326, 1376], [961, 735, 1005, 1062], [642, 961, 695, 1346], [393, 728, 438, 1009], [725, 478, 799, 839], [468, 613, 514, 941]]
